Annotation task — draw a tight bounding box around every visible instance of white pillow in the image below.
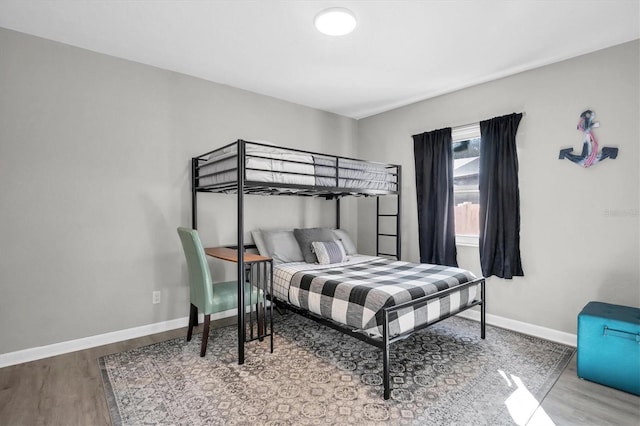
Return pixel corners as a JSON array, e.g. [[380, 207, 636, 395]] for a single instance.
[[262, 230, 305, 264], [311, 240, 347, 265], [251, 230, 269, 257], [206, 140, 278, 160], [332, 229, 357, 255]]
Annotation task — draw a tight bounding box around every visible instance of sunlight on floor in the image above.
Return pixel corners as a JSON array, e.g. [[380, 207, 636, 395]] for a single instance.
[[499, 370, 556, 426]]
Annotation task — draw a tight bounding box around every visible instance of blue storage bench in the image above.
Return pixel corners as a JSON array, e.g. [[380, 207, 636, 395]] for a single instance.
[[577, 301, 640, 395]]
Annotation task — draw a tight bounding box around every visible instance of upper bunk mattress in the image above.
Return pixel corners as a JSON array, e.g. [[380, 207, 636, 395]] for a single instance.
[[273, 256, 479, 339], [197, 142, 398, 193]]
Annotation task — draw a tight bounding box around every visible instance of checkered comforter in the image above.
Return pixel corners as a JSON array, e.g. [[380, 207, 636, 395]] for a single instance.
[[274, 257, 478, 339]]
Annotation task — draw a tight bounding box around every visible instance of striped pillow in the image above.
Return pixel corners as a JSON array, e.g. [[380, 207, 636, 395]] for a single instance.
[[311, 240, 347, 264]]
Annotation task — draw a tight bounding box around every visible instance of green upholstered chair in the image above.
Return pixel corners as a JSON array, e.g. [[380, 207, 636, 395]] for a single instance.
[[177, 227, 261, 357]]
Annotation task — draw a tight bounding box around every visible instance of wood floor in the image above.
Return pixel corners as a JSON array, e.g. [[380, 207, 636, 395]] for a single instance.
[[1, 321, 638, 426]]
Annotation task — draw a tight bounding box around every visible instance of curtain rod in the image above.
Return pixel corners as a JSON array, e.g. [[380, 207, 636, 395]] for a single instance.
[[452, 112, 526, 131]]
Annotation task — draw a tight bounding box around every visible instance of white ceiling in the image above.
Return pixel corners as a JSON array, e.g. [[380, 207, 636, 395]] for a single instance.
[[0, 1, 638, 119]]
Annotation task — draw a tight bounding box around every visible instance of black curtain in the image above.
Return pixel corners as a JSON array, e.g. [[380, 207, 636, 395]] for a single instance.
[[479, 113, 524, 278], [413, 128, 458, 267]]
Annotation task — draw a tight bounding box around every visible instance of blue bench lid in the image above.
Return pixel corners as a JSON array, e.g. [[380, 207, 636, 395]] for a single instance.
[[581, 301, 640, 325]]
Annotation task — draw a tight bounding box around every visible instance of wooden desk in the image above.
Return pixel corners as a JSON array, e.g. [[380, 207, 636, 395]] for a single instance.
[[204, 246, 271, 263], [204, 246, 274, 363]]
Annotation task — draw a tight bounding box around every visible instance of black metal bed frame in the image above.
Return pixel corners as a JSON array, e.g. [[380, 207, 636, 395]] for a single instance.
[[273, 277, 485, 399], [191, 139, 485, 399]]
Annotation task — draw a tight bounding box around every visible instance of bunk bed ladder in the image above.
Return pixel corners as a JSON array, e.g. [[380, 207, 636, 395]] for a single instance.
[[376, 166, 402, 260], [376, 198, 400, 259]]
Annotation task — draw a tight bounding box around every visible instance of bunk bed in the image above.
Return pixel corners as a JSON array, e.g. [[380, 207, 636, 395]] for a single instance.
[[191, 139, 486, 400]]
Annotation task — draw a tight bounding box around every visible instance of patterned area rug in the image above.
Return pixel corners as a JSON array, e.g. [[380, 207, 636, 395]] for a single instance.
[[99, 314, 574, 425]]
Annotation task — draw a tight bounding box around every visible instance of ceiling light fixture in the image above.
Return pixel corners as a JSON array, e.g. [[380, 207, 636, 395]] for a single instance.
[[314, 8, 357, 36]]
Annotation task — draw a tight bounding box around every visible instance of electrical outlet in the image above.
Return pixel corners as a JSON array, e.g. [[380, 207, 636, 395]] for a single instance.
[[152, 291, 161, 304]]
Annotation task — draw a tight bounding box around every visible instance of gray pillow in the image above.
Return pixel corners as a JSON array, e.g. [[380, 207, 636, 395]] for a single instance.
[[332, 229, 357, 255], [312, 240, 347, 264], [293, 227, 336, 263], [262, 230, 305, 264]]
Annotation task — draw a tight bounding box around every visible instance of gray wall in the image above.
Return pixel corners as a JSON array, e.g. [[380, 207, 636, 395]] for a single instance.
[[1, 26, 637, 356], [0, 28, 358, 354], [357, 40, 640, 334]]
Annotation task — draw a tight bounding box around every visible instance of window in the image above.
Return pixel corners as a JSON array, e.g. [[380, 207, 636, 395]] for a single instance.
[[452, 124, 481, 246]]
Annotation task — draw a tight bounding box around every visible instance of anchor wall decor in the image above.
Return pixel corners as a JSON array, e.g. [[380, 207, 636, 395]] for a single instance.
[[559, 109, 618, 167]]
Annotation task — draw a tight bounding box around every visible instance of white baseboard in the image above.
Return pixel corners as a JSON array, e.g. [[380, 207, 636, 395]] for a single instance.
[[456, 310, 577, 347], [0, 309, 236, 368], [0, 308, 576, 369]]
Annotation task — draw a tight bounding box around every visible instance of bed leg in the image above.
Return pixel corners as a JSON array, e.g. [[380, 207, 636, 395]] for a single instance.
[[480, 279, 486, 339], [383, 309, 391, 400]]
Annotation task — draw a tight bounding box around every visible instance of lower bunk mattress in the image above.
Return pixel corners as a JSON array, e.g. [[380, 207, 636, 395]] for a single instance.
[[273, 256, 479, 339]]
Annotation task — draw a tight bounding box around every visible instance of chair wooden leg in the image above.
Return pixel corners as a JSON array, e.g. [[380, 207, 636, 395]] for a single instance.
[[187, 303, 197, 342], [200, 314, 211, 357]]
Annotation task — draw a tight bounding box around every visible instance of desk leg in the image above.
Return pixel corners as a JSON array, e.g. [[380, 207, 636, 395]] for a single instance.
[[258, 302, 265, 341]]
